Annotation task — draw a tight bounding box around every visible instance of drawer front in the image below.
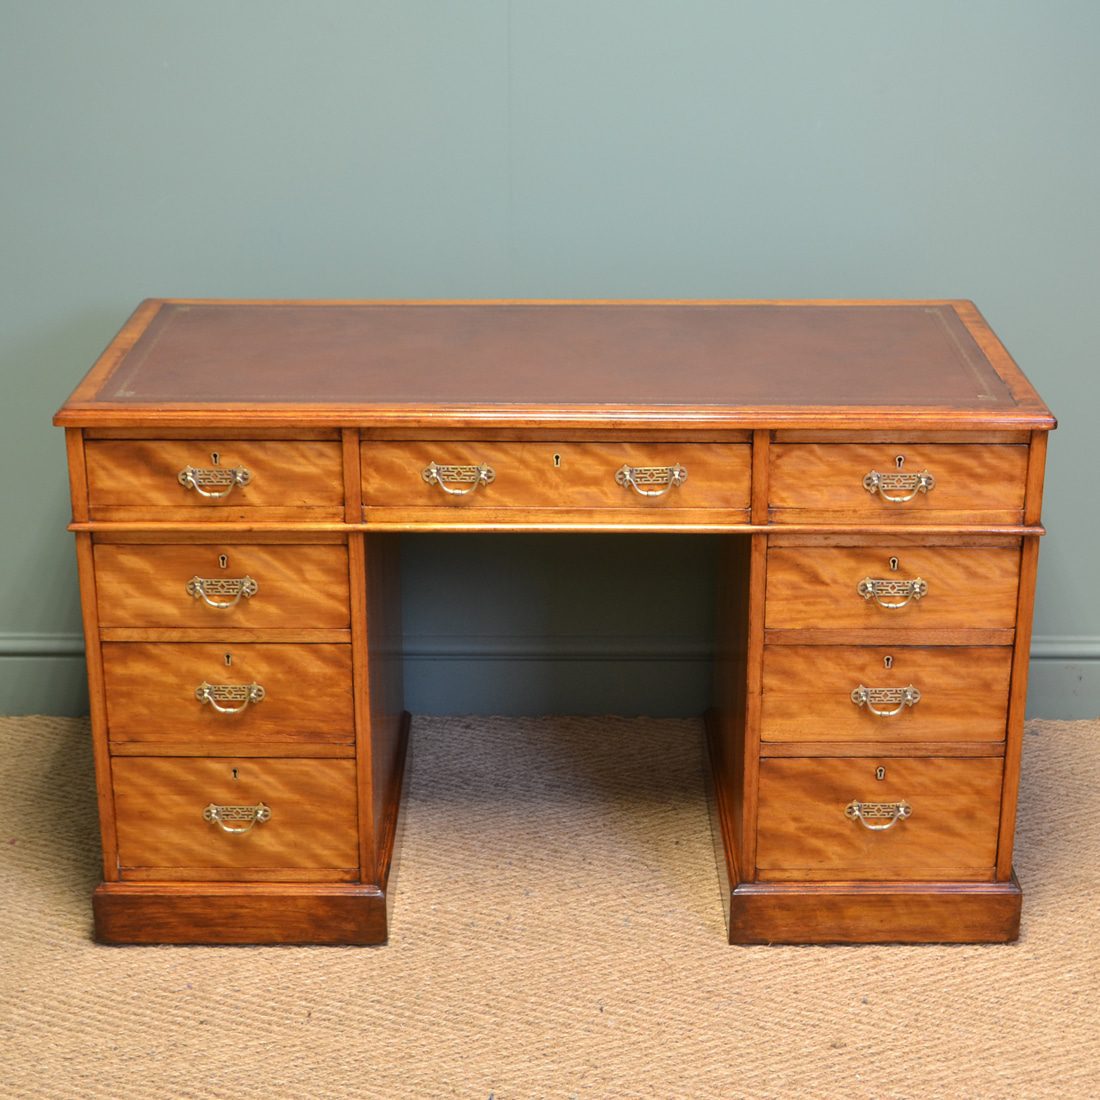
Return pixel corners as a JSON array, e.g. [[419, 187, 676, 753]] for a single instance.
[[362, 441, 750, 517], [769, 443, 1028, 524], [86, 439, 344, 520], [765, 545, 1020, 632], [760, 646, 1012, 743], [103, 642, 354, 745], [112, 757, 359, 880], [94, 543, 351, 630], [756, 757, 1003, 881]]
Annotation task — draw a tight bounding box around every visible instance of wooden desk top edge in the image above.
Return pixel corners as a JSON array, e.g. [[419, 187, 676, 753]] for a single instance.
[[54, 298, 1056, 432]]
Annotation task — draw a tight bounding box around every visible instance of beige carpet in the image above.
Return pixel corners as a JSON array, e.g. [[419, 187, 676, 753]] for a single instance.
[[1, 714, 1098, 1099]]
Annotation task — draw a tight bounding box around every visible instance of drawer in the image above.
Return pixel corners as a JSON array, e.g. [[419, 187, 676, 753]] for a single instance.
[[103, 642, 354, 746], [85, 439, 344, 520], [765, 545, 1020, 632], [769, 443, 1028, 524], [94, 542, 351, 630], [361, 441, 750, 518], [760, 646, 1012, 743], [112, 757, 359, 880], [756, 757, 1004, 881]]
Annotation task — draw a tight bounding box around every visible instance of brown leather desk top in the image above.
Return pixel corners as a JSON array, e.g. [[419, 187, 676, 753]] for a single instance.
[[55, 299, 1055, 432]]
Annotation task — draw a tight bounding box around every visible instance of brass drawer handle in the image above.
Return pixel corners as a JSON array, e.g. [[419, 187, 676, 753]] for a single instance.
[[863, 469, 935, 503], [857, 576, 927, 609], [851, 684, 921, 717], [845, 800, 911, 831], [178, 465, 251, 498], [203, 802, 271, 835], [422, 461, 496, 496], [615, 463, 688, 498], [186, 575, 258, 609], [195, 681, 265, 714]]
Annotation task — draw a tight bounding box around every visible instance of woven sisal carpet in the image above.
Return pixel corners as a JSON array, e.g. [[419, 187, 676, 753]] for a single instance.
[[1, 714, 1098, 1099]]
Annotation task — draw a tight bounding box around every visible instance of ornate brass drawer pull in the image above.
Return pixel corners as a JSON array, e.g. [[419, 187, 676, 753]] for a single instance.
[[186, 575, 258, 609], [845, 800, 911, 831], [178, 465, 251, 498], [422, 461, 496, 496], [862, 469, 935, 502], [203, 802, 271, 835], [857, 576, 928, 609], [615, 463, 688, 498], [851, 684, 921, 717], [195, 681, 265, 714]]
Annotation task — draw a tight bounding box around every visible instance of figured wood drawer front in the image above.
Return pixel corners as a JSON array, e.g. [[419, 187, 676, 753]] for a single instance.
[[361, 441, 751, 517], [760, 646, 1012, 743], [765, 546, 1021, 632], [769, 444, 1028, 524], [756, 757, 1003, 881], [94, 543, 351, 630], [112, 757, 359, 881], [85, 440, 344, 520], [103, 643, 353, 745]]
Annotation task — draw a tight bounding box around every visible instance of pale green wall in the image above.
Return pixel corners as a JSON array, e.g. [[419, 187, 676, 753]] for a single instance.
[[2, 2, 1097, 717]]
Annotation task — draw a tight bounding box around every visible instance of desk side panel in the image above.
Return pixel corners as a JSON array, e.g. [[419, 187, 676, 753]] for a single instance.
[[67, 429, 120, 881], [710, 533, 763, 890], [361, 533, 406, 882]]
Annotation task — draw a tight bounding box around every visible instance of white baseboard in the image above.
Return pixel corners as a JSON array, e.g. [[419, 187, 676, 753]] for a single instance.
[[1, 632, 1096, 718]]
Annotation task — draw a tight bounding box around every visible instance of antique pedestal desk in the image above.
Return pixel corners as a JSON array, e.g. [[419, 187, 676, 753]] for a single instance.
[[54, 299, 1055, 946]]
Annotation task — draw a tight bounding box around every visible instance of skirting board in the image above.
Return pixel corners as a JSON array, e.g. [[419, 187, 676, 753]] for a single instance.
[[1, 635, 1098, 719], [0, 655, 89, 716]]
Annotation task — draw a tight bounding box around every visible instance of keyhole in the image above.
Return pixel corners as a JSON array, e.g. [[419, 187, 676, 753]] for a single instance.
[[231, 767, 239, 781], [224, 653, 233, 667], [211, 451, 221, 465], [553, 453, 562, 468], [218, 554, 229, 570], [883, 655, 894, 670], [895, 455, 905, 469], [889, 556, 900, 571], [875, 766, 886, 781]]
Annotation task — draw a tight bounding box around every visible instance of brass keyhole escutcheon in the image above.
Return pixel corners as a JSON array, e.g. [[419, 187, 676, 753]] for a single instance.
[[231, 767, 239, 781], [553, 453, 562, 468], [883, 654, 894, 670], [211, 451, 221, 466], [224, 653, 233, 667], [218, 554, 229, 569], [895, 455, 905, 469], [875, 766, 887, 781], [889, 556, 900, 572]]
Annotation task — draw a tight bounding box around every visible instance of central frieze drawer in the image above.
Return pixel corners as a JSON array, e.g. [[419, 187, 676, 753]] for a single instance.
[[769, 443, 1028, 524], [94, 542, 351, 630], [765, 545, 1021, 631], [85, 439, 345, 520], [760, 645, 1012, 743], [112, 757, 359, 881], [102, 642, 354, 746], [361, 441, 751, 516], [756, 757, 1004, 881]]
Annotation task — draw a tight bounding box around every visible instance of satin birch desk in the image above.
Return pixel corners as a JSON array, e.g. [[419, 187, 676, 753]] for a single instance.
[[54, 299, 1055, 945]]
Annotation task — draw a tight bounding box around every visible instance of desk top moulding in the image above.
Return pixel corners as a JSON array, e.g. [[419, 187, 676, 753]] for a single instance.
[[53, 299, 1055, 947]]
